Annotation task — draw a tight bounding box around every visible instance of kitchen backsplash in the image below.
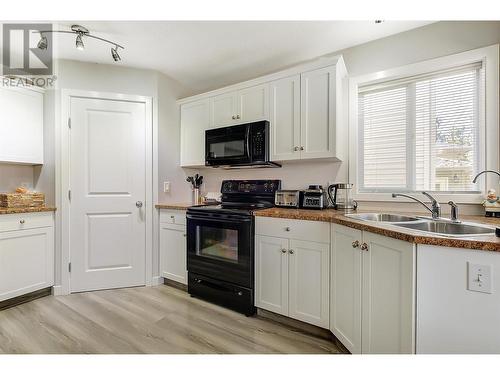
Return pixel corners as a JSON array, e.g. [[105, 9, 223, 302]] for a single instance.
[[0, 165, 34, 192], [197, 159, 345, 193]]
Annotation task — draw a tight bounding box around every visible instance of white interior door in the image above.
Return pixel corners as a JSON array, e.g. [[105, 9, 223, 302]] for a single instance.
[[69, 97, 147, 293]]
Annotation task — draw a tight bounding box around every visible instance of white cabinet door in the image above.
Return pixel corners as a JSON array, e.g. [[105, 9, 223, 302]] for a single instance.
[[180, 99, 211, 167], [238, 84, 269, 124], [160, 224, 187, 285], [361, 232, 415, 354], [255, 235, 289, 316], [0, 86, 43, 164], [330, 224, 362, 353], [288, 239, 330, 328], [0, 227, 54, 301], [300, 65, 337, 159], [270, 75, 301, 161], [212, 92, 238, 127]]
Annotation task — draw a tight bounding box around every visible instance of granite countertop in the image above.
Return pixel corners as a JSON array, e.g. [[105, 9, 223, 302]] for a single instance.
[[255, 207, 500, 252], [0, 206, 57, 215], [155, 202, 193, 210]]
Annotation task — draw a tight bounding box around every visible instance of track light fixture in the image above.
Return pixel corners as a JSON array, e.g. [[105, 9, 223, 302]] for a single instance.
[[75, 33, 84, 50], [37, 34, 48, 50], [35, 24, 124, 62], [111, 46, 121, 62]]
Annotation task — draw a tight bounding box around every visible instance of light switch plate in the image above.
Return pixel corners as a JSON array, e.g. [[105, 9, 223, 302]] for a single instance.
[[163, 181, 171, 193], [468, 262, 492, 294]]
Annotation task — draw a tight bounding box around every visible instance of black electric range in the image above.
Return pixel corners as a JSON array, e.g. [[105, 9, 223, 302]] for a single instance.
[[186, 179, 281, 316]]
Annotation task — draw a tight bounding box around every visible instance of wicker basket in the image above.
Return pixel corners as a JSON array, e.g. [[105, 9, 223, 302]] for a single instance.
[[0, 192, 45, 208]]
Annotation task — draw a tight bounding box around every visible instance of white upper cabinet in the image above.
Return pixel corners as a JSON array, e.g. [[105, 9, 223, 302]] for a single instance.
[[300, 65, 338, 160], [0, 85, 44, 165], [211, 83, 269, 128], [178, 55, 347, 166], [180, 98, 211, 167], [238, 84, 269, 123], [212, 92, 238, 127], [270, 75, 301, 161]]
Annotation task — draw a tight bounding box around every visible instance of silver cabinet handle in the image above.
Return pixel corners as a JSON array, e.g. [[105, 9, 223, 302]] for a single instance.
[[289, 249, 294, 254], [19, 219, 25, 224], [232, 115, 236, 120], [236, 114, 240, 119], [352, 240, 360, 248], [170, 215, 175, 219], [294, 146, 299, 151], [135, 201, 143, 208], [285, 227, 291, 232], [281, 248, 287, 253], [300, 146, 304, 151], [361, 243, 369, 251]]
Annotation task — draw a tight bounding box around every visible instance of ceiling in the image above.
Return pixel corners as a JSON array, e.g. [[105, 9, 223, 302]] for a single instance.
[[52, 21, 433, 96]]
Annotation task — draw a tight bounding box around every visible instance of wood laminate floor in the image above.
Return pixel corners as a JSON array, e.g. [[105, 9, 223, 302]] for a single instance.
[[0, 285, 341, 354]]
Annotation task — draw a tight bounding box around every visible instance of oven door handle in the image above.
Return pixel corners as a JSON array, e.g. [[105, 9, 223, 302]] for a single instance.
[[186, 214, 252, 223]]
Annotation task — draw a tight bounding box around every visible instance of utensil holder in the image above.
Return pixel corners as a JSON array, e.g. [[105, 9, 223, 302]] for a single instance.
[[192, 188, 200, 205]]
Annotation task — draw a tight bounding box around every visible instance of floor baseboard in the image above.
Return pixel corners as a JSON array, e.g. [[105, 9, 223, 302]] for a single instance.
[[0, 287, 52, 311], [163, 278, 188, 292]]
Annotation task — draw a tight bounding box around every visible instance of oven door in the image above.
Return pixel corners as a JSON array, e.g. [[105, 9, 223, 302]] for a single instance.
[[205, 124, 251, 166], [187, 212, 253, 288]]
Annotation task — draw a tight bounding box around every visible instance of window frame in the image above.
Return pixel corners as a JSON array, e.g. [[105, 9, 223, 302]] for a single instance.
[[348, 45, 499, 204]]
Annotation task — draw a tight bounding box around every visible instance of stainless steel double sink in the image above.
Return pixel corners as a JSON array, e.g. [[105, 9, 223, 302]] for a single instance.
[[345, 213, 495, 237]]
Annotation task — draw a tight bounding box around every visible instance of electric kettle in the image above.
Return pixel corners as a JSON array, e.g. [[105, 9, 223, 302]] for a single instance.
[[327, 183, 358, 211]]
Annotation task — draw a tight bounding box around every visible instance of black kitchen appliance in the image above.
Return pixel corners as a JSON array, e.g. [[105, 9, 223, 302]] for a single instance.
[[205, 121, 280, 169], [187, 179, 281, 316], [301, 185, 327, 210]]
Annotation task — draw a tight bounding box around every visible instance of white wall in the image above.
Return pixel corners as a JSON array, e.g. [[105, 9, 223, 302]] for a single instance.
[[191, 21, 500, 214]]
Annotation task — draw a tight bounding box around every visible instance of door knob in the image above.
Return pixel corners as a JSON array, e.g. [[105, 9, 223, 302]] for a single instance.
[[135, 201, 143, 208], [352, 240, 360, 248]]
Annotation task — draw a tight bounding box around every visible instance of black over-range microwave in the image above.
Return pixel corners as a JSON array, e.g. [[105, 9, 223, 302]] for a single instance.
[[205, 121, 280, 168]]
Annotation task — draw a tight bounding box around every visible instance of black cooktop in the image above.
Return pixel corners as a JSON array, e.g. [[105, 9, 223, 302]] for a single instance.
[[188, 179, 281, 216]]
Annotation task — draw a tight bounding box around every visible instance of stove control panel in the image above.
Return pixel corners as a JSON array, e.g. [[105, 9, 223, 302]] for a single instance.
[[221, 180, 281, 194]]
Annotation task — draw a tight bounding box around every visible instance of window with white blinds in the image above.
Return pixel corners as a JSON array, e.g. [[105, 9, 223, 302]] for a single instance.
[[358, 63, 483, 193]]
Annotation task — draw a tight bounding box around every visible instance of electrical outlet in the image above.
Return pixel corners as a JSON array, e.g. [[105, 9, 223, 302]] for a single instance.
[[163, 181, 171, 193], [468, 262, 492, 294]]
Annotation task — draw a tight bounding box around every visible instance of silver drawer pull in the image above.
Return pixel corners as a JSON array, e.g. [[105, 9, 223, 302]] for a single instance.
[[285, 227, 291, 232], [170, 215, 175, 219], [352, 240, 360, 248], [289, 249, 294, 254], [281, 248, 287, 253], [19, 219, 25, 224]]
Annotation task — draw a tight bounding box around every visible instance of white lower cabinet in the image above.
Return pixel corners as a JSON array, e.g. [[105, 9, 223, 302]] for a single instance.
[[331, 224, 415, 354], [159, 210, 187, 285], [288, 239, 330, 327], [255, 217, 330, 329], [0, 212, 54, 302]]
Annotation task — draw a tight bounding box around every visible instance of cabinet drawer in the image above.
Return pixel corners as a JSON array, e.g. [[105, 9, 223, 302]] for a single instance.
[[0, 212, 54, 233], [159, 210, 187, 226], [255, 216, 330, 243]]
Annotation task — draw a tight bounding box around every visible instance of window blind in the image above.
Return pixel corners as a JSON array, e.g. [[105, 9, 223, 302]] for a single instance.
[[358, 63, 482, 193]]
